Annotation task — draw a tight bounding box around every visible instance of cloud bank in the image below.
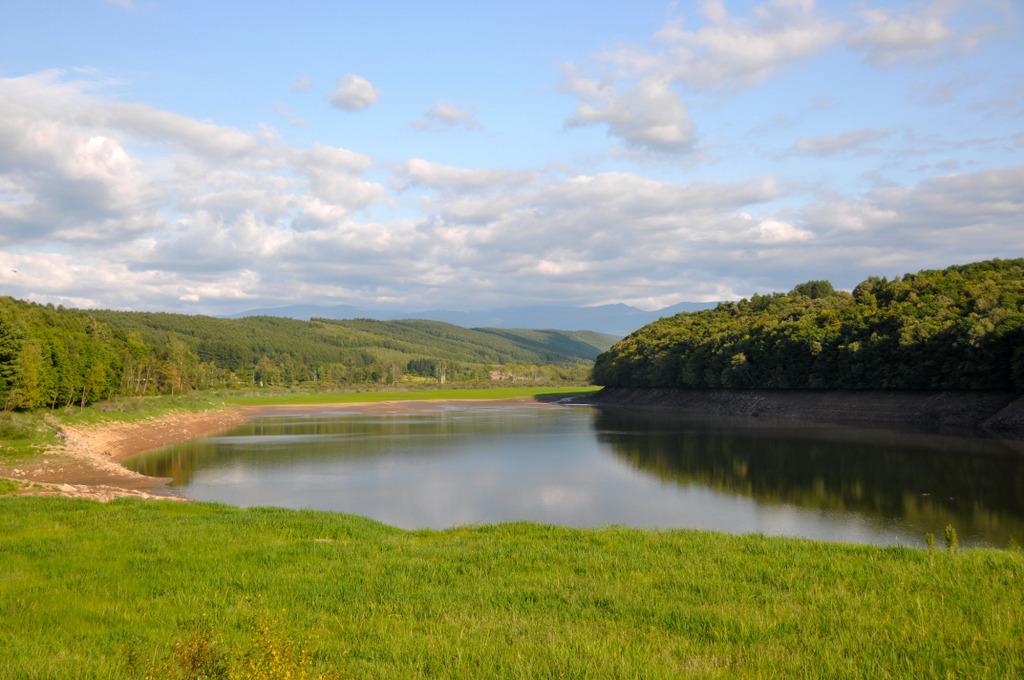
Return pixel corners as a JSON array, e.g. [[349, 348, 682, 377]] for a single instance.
[[0, 1, 1020, 316]]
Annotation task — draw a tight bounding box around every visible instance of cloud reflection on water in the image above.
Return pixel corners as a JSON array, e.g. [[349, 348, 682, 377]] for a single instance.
[[124, 404, 1024, 548]]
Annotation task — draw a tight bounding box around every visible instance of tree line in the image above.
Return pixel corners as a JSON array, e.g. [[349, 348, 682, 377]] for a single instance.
[[0, 300, 608, 410], [592, 259, 1024, 391]]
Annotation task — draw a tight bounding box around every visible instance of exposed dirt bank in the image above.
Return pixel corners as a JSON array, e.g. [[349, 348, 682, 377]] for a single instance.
[[581, 387, 1024, 439], [0, 408, 251, 502]]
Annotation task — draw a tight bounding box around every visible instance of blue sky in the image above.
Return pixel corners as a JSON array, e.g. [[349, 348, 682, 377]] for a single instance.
[[0, 0, 1021, 314]]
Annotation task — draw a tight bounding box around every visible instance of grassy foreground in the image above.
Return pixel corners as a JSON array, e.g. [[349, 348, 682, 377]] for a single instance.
[[1, 498, 1021, 678]]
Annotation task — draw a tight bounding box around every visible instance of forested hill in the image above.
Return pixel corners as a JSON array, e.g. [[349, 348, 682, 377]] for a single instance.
[[593, 259, 1024, 391], [0, 299, 617, 410]]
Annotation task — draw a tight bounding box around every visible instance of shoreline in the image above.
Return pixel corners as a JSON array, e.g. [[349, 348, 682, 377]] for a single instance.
[[582, 387, 1024, 439], [0, 396, 561, 501]]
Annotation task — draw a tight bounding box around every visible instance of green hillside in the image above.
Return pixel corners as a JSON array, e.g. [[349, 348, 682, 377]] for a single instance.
[[471, 327, 617, 362], [593, 258, 1024, 391], [0, 299, 615, 409], [86, 312, 615, 369]]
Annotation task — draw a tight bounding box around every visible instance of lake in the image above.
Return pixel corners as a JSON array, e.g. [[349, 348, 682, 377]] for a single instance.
[[124, 401, 1024, 548]]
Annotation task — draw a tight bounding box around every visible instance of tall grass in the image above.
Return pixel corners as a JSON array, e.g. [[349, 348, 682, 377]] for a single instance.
[[1, 497, 1021, 678]]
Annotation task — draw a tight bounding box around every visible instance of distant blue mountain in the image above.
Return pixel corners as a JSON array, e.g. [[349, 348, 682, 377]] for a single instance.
[[225, 301, 717, 337]]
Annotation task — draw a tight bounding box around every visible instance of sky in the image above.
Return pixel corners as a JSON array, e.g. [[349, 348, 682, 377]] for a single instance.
[[0, 0, 1021, 315]]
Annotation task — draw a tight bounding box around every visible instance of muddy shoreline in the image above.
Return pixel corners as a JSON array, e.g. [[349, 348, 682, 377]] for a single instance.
[[580, 387, 1024, 439]]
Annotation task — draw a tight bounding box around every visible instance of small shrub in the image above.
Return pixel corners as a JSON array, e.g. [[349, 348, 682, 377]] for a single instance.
[[146, 625, 228, 680], [143, 616, 343, 680], [944, 525, 958, 555], [925, 533, 935, 551]]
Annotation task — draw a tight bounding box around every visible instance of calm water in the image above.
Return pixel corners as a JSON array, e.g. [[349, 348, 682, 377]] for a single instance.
[[124, 403, 1024, 548]]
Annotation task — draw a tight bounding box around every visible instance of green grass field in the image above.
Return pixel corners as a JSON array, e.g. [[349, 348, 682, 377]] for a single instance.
[[1, 497, 1021, 678]]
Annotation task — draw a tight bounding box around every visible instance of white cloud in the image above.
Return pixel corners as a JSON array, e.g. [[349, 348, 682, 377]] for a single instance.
[[846, 0, 1011, 67], [290, 72, 314, 93], [385, 170, 793, 306], [111, 104, 261, 160], [398, 159, 535, 192], [592, 0, 845, 91], [283, 142, 375, 175], [733, 213, 813, 243], [560, 0, 1013, 155], [787, 128, 895, 157], [0, 70, 390, 304], [560, 0, 841, 153], [659, 0, 845, 90], [0, 78, 166, 244], [410, 101, 483, 132], [564, 75, 696, 153], [326, 74, 379, 111]]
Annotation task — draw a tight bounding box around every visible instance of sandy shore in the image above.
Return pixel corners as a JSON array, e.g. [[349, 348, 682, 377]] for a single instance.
[[0, 396, 559, 502]]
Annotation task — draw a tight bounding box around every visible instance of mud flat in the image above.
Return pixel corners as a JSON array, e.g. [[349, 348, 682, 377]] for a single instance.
[[582, 387, 1024, 439]]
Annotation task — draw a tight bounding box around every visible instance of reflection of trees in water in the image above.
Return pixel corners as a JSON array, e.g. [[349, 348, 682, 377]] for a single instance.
[[128, 415, 465, 484], [126, 406, 1024, 547], [126, 409, 566, 486], [596, 408, 1024, 547]]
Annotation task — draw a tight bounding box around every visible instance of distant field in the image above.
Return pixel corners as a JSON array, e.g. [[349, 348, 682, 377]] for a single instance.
[[220, 385, 602, 406], [0, 498, 1021, 678]]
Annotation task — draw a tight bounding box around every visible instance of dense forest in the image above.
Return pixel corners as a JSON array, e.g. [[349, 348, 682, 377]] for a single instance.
[[0, 298, 617, 410], [593, 259, 1024, 391]]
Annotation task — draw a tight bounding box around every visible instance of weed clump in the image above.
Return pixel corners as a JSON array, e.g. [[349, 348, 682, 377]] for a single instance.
[[0, 478, 25, 495], [0, 412, 34, 441], [142, 617, 343, 680]]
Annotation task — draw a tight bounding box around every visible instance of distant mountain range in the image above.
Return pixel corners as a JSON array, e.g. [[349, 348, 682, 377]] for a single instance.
[[225, 302, 718, 337]]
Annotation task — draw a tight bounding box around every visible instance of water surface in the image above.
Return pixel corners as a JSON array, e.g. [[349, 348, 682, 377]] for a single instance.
[[125, 403, 1024, 547]]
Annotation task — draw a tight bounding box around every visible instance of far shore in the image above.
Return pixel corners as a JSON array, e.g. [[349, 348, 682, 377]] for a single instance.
[[0, 396, 565, 502], [586, 386, 1024, 439]]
